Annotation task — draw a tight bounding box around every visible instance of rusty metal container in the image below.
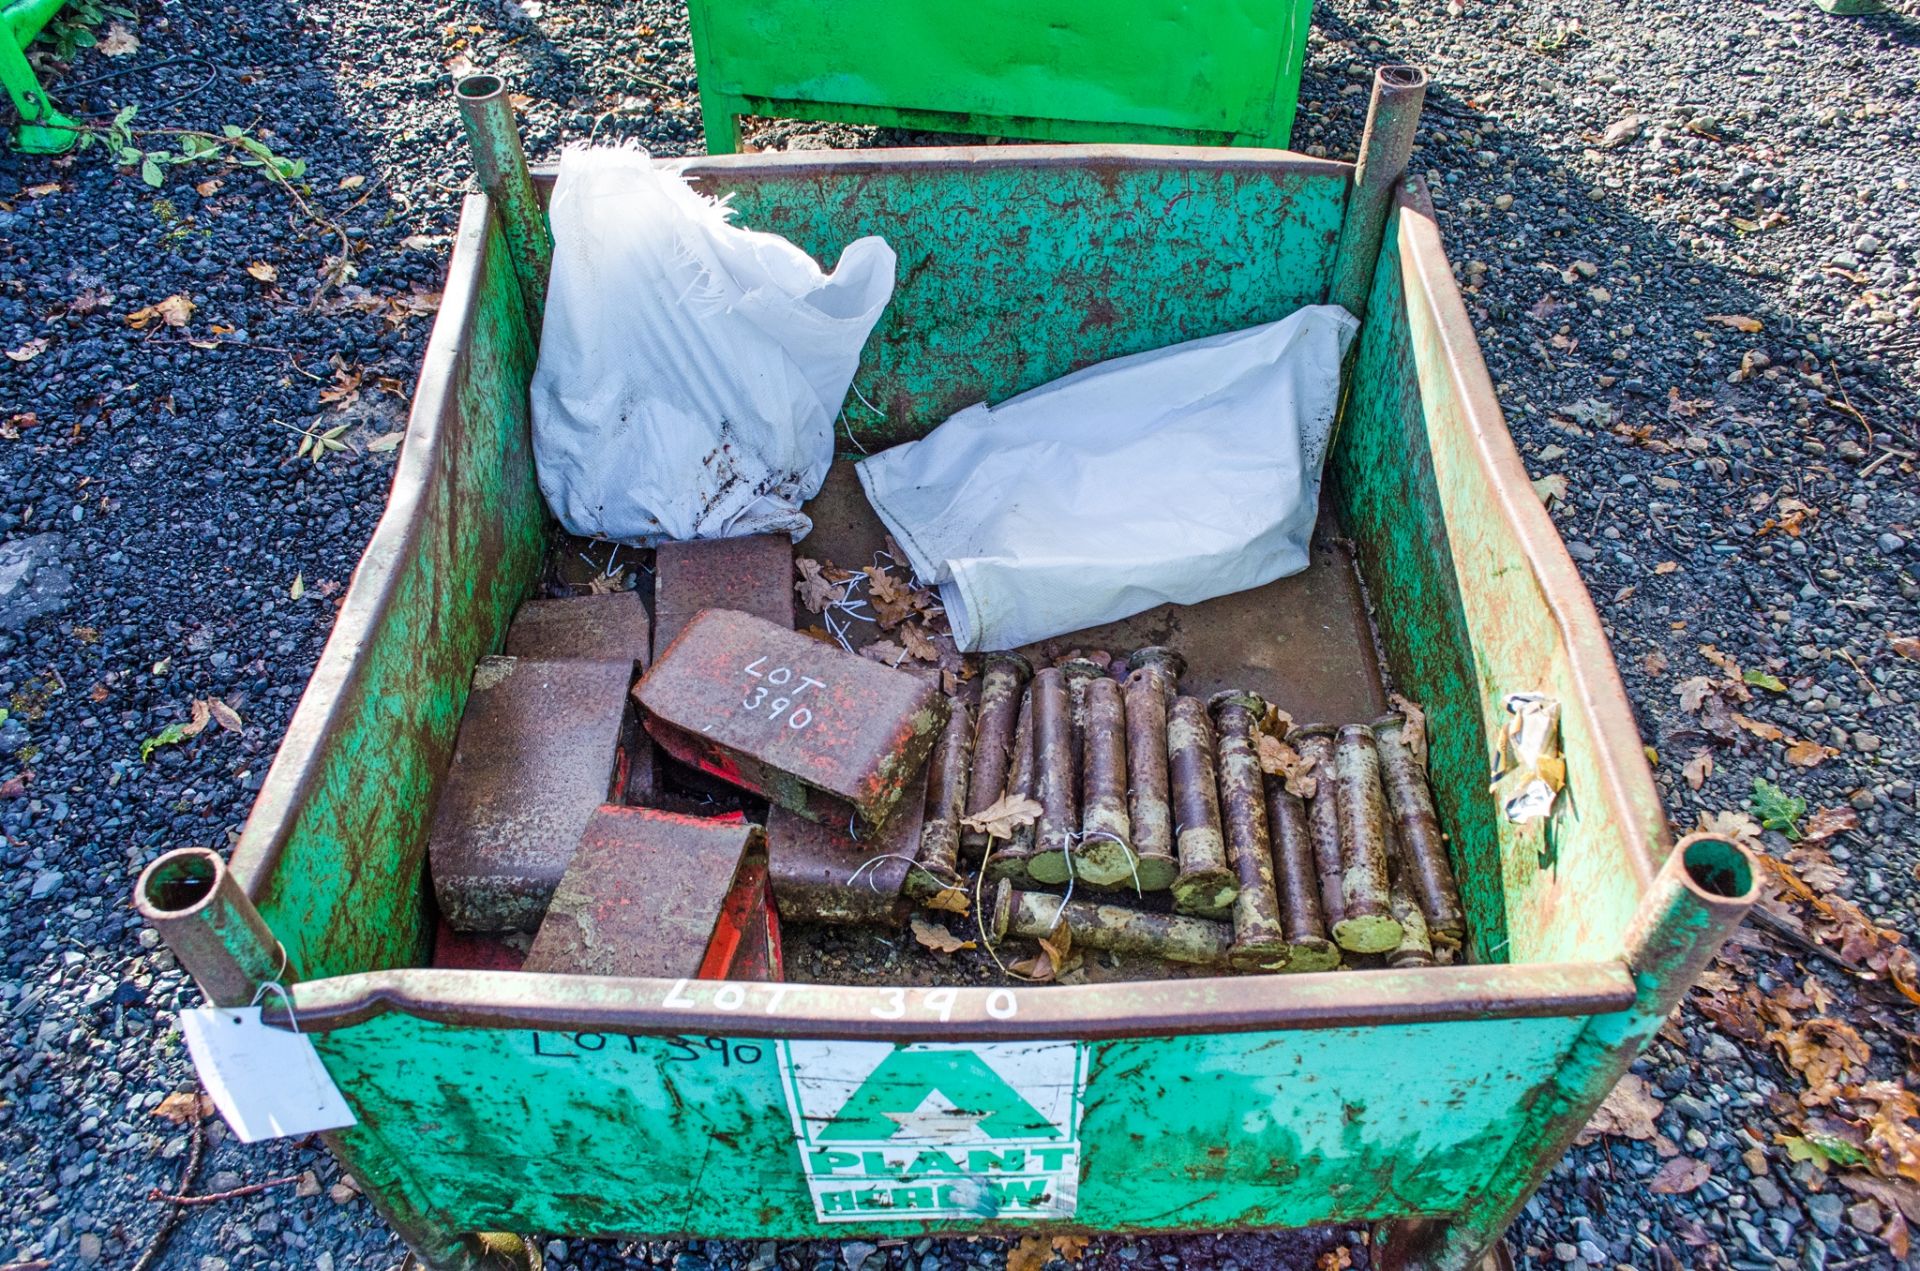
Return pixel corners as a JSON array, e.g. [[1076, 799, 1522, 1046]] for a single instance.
[[636, 607, 948, 832], [136, 122, 1757, 1271]]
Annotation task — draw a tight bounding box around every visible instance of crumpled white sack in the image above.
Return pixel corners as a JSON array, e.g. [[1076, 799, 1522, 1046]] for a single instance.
[[856, 305, 1358, 651], [530, 145, 896, 544]]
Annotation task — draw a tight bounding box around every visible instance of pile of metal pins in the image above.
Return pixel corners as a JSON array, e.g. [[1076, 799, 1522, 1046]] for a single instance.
[[908, 647, 1468, 975]]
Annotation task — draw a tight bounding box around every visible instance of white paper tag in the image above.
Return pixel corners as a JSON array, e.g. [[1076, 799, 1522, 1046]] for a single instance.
[[180, 1006, 357, 1143]]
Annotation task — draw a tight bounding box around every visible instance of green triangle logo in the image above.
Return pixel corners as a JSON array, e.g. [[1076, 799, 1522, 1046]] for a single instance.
[[819, 1049, 1061, 1142]]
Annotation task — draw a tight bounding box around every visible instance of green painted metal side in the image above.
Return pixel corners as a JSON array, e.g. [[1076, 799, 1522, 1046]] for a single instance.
[[2, 0, 82, 153], [309, 1010, 1587, 1237], [686, 152, 1347, 451], [228, 200, 547, 982], [1332, 186, 1669, 968], [684, 0, 1311, 155]]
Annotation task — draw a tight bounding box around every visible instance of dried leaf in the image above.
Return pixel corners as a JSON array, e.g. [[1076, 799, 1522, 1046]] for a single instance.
[[961, 793, 1042, 841], [863, 565, 918, 628], [1732, 713, 1786, 743], [1785, 738, 1838, 768], [365, 430, 405, 453], [1654, 560, 1679, 575], [4, 338, 48, 363], [126, 294, 195, 329], [1642, 650, 1669, 677], [1005, 1235, 1053, 1271], [1678, 676, 1714, 712], [1704, 314, 1763, 333], [793, 558, 843, 613], [1839, 1172, 1920, 1226], [909, 915, 973, 954], [207, 698, 243, 734], [152, 1091, 214, 1123], [1649, 1156, 1712, 1195], [1802, 806, 1861, 845], [1532, 473, 1569, 505], [1682, 750, 1713, 790], [246, 261, 278, 283], [99, 21, 140, 55], [1890, 636, 1920, 662], [180, 699, 213, 740], [922, 886, 970, 916], [1770, 1018, 1871, 1106], [339, 174, 367, 190], [1600, 114, 1645, 148], [1578, 1073, 1664, 1144], [899, 624, 939, 663], [1048, 1236, 1089, 1264], [1388, 693, 1428, 767], [290, 572, 305, 600], [1037, 920, 1072, 976]]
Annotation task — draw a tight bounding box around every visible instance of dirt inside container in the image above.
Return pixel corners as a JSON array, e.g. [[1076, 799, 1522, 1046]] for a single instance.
[[475, 460, 1396, 990]]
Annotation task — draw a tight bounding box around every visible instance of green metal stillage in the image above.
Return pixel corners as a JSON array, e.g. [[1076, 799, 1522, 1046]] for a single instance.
[[684, 0, 1315, 154], [134, 73, 1759, 1271]]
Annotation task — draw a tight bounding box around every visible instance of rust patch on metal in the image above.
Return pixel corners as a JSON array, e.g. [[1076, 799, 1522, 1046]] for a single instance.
[[504, 591, 651, 666], [652, 533, 795, 661], [523, 807, 760, 979], [428, 656, 632, 932], [636, 608, 948, 831]]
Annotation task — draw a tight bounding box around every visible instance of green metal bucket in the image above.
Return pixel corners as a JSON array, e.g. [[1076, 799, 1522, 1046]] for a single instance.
[[684, 0, 1315, 154]]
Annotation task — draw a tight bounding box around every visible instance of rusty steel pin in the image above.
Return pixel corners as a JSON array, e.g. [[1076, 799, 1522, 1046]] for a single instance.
[[908, 698, 975, 902], [1210, 691, 1290, 972], [991, 880, 1232, 969], [1290, 724, 1345, 930], [1263, 771, 1341, 972], [1330, 724, 1403, 954], [1387, 876, 1435, 969], [1122, 647, 1184, 892], [1074, 675, 1138, 887], [1167, 695, 1237, 918], [961, 652, 1032, 854], [1372, 711, 1466, 947], [982, 687, 1038, 884], [1025, 667, 1080, 886]]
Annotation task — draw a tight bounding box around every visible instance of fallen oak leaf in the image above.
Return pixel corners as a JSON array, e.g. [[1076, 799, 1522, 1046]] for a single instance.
[[961, 793, 1042, 841], [1892, 636, 1920, 662], [1802, 806, 1861, 845], [246, 261, 278, 283], [207, 698, 243, 734], [152, 1091, 215, 1123], [4, 337, 49, 362], [793, 557, 843, 613], [98, 20, 139, 54], [1577, 1072, 1664, 1144], [1683, 749, 1714, 791], [899, 623, 939, 663], [1732, 713, 1786, 743], [909, 915, 974, 954], [1649, 1155, 1711, 1195], [921, 886, 970, 916], [1387, 693, 1428, 767], [1704, 314, 1763, 333], [1785, 738, 1839, 768]]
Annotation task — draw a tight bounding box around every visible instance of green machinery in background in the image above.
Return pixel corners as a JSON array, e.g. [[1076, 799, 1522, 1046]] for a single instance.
[[684, 0, 1316, 154], [2, 0, 79, 153]]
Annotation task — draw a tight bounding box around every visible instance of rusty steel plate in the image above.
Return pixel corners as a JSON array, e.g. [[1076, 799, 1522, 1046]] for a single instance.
[[523, 806, 761, 980], [766, 762, 928, 927], [503, 591, 652, 667], [702, 855, 785, 981], [635, 608, 948, 831], [653, 533, 796, 660], [428, 656, 631, 933]]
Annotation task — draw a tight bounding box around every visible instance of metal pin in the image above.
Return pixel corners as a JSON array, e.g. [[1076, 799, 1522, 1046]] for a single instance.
[[1372, 712, 1465, 946], [908, 699, 974, 901], [1123, 647, 1184, 892], [1074, 676, 1138, 887], [1263, 772, 1341, 972], [983, 687, 1038, 885], [962, 652, 1032, 855], [991, 879, 1231, 969], [1291, 724, 1345, 929], [1167, 696, 1236, 918], [1025, 668, 1080, 886], [1330, 724, 1402, 954], [1210, 691, 1289, 972], [1387, 877, 1435, 969]]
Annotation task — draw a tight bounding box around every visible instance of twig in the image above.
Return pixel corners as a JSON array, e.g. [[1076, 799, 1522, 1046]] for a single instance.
[[1747, 905, 1869, 977], [130, 1098, 206, 1271], [149, 1173, 300, 1207]]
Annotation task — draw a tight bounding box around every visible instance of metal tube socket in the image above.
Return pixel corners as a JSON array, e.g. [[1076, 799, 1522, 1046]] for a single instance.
[[1330, 724, 1403, 953], [454, 74, 553, 334], [1211, 691, 1290, 972], [1025, 668, 1080, 885], [1388, 877, 1435, 968], [1075, 675, 1137, 887], [1123, 647, 1183, 892], [909, 699, 974, 901], [135, 846, 287, 1008], [1292, 724, 1346, 930], [983, 687, 1038, 883], [1327, 65, 1428, 321], [992, 880, 1232, 969], [1264, 774, 1341, 972], [962, 652, 1032, 854], [1167, 696, 1237, 918], [1373, 711, 1466, 946]]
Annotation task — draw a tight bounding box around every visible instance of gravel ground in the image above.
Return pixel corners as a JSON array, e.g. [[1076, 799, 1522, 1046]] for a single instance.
[[1, 0, 1915, 1266]]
